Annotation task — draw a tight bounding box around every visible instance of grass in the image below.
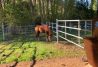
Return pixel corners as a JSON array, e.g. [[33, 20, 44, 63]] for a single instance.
[[0, 41, 64, 64], [18, 48, 34, 61], [0, 36, 85, 64], [35, 42, 65, 60]]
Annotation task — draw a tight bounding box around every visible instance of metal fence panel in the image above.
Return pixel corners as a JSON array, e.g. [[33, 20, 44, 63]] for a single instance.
[[50, 19, 92, 48]]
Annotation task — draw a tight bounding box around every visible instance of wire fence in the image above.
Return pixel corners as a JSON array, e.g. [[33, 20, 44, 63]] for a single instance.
[[0, 22, 52, 41], [0, 23, 35, 41]]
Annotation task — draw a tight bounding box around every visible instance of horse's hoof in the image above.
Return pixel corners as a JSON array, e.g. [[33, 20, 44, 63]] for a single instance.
[[47, 40, 51, 42]]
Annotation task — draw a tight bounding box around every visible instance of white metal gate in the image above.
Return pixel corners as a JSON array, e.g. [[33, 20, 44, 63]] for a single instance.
[[51, 19, 92, 48]]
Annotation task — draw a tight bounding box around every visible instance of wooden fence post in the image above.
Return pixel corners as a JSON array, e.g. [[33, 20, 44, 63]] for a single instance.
[[2, 22, 5, 41]]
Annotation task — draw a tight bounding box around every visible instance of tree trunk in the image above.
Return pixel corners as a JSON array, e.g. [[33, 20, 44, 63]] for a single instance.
[[29, 0, 34, 15], [38, 0, 43, 22], [0, 0, 2, 8], [0, 0, 4, 9], [42, 0, 45, 22], [97, 0, 98, 17], [46, 0, 49, 21]]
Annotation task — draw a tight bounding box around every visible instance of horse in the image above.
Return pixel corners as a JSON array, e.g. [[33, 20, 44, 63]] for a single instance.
[[34, 24, 52, 41]]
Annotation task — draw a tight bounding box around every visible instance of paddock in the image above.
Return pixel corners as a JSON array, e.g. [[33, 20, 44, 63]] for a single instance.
[[0, 36, 86, 67], [0, 20, 92, 67]]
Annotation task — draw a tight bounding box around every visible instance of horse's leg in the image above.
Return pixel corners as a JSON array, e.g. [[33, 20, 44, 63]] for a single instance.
[[46, 31, 51, 42], [48, 36, 51, 41], [36, 31, 40, 41], [45, 31, 48, 41]]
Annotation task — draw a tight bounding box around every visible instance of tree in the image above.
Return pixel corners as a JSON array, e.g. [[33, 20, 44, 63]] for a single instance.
[[0, 0, 95, 25], [91, 0, 98, 17], [75, 0, 94, 19]]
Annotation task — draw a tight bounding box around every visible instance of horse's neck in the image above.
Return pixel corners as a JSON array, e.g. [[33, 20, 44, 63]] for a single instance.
[[35, 23, 41, 26]]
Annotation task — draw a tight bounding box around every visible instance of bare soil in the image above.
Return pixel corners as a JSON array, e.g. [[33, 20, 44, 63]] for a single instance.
[[34, 57, 88, 67], [0, 57, 89, 67]]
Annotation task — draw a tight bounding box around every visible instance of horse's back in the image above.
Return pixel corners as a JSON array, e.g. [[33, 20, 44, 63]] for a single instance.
[[42, 25, 50, 31], [35, 24, 50, 33]]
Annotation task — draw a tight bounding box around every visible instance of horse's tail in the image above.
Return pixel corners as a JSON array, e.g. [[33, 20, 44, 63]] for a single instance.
[[35, 25, 43, 33]]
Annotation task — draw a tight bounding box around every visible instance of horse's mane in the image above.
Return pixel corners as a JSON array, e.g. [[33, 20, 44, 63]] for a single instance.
[[35, 16, 41, 26], [35, 22, 41, 26]]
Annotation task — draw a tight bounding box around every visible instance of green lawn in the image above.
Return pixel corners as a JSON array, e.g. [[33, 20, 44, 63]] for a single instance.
[[0, 36, 85, 64], [0, 39, 65, 64]]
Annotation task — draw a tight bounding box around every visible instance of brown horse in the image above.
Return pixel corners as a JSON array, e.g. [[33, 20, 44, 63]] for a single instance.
[[35, 24, 52, 41]]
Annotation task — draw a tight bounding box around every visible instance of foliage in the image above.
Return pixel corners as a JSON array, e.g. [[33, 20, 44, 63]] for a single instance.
[[0, 0, 32, 25], [75, 0, 94, 19], [0, 0, 96, 25], [91, 0, 98, 17]]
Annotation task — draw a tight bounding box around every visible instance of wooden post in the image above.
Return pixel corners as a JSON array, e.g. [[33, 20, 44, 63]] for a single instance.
[[2, 22, 5, 41]]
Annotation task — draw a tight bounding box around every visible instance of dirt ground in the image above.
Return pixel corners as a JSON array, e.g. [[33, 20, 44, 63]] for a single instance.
[[0, 42, 91, 67], [0, 57, 90, 67], [34, 42, 90, 67], [34, 57, 89, 67]]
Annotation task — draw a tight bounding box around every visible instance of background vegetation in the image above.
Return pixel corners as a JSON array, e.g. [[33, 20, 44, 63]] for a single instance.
[[0, 0, 98, 25]]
